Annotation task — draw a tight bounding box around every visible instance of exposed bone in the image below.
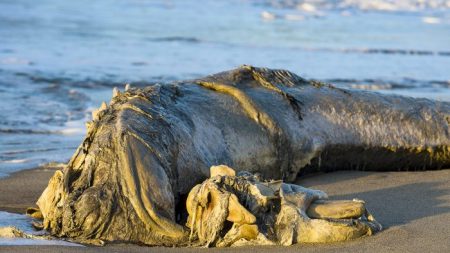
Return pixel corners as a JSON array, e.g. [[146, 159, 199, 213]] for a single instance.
[[91, 109, 99, 121], [210, 165, 236, 177], [307, 200, 366, 219], [186, 167, 381, 247], [112, 87, 120, 98], [276, 186, 379, 244], [100, 101, 107, 111], [91, 101, 108, 121]]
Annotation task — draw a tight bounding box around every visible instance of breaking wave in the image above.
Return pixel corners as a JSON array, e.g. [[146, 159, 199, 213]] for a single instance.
[[324, 78, 450, 90], [260, 0, 450, 12]]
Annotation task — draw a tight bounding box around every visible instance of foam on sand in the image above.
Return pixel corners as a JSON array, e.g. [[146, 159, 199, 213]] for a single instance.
[[0, 211, 81, 246]]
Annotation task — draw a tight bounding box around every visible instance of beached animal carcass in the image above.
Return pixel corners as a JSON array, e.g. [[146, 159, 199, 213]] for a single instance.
[[31, 66, 450, 246]]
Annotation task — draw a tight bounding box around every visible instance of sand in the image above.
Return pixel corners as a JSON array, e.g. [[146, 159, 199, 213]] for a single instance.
[[0, 167, 449, 252]]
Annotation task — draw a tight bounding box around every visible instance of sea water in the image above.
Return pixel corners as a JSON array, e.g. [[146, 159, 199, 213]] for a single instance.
[[0, 0, 450, 175], [0, 211, 80, 246]]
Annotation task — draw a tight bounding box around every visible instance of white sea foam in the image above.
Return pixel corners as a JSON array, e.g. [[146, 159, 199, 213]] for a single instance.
[[284, 14, 305, 21], [1, 159, 28, 164], [350, 83, 393, 90], [422, 16, 441, 24], [265, 0, 450, 12], [0, 238, 80, 246], [297, 3, 317, 12], [58, 128, 84, 135], [0, 57, 32, 65], [0, 211, 81, 246], [261, 11, 276, 20]]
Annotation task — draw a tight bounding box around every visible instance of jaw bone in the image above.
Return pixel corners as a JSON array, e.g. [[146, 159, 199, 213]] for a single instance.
[[186, 165, 381, 247]]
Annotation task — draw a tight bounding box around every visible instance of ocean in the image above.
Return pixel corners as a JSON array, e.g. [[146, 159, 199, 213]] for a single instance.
[[1, 0, 450, 176]]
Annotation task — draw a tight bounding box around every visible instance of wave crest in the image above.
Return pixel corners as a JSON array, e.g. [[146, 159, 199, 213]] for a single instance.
[[261, 0, 450, 12]]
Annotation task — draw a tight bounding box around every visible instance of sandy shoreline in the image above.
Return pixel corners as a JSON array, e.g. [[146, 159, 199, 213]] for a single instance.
[[0, 167, 449, 252]]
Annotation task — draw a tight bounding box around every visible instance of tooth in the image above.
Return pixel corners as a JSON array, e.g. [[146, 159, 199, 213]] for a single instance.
[[91, 102, 108, 121], [100, 101, 107, 111], [112, 87, 120, 98], [92, 109, 99, 121]]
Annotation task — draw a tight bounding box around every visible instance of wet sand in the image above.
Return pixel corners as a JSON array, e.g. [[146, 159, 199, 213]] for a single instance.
[[0, 167, 449, 252]]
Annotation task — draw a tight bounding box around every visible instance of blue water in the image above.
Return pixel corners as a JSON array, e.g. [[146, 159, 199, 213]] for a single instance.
[[1, 0, 450, 175]]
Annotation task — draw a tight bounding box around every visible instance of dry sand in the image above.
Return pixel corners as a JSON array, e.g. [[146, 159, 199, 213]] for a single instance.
[[0, 167, 449, 252]]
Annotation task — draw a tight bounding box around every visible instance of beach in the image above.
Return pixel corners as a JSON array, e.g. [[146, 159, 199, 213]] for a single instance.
[[1, 0, 450, 251], [0, 166, 449, 252]]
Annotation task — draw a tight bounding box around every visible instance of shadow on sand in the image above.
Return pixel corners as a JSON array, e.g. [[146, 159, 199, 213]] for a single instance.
[[331, 181, 450, 228]]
